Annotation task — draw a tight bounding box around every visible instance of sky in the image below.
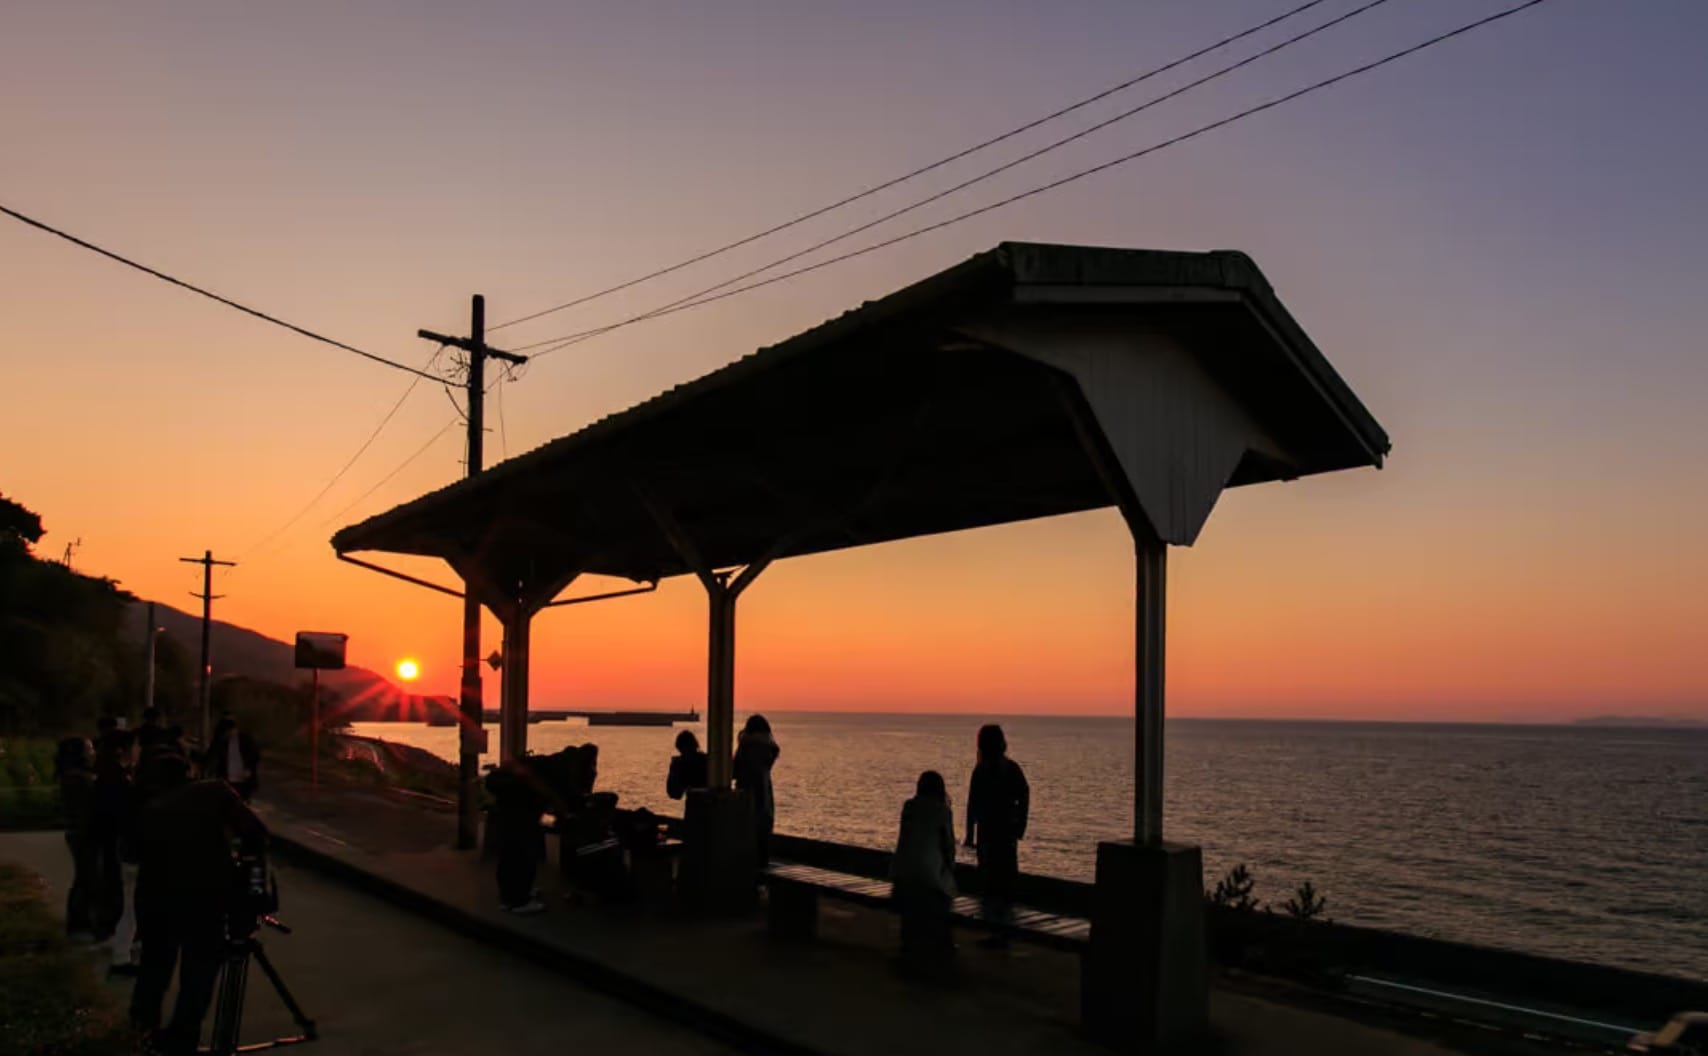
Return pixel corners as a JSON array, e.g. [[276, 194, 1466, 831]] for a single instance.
[[2, 1, 1704, 722]]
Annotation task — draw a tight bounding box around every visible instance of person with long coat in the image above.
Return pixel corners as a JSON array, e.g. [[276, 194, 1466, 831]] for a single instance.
[[55, 737, 98, 940], [485, 758, 548, 914], [732, 715, 780, 867], [965, 723, 1029, 948], [90, 730, 142, 971], [891, 770, 957, 972]]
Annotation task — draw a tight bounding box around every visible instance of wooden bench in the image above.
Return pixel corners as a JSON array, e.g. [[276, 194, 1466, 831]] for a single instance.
[[764, 862, 1090, 953]]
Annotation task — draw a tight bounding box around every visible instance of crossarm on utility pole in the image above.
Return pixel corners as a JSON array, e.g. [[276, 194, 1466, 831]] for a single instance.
[[416, 329, 528, 367]]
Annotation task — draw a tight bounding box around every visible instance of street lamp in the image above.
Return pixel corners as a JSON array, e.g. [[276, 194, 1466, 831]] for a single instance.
[[143, 601, 165, 712]]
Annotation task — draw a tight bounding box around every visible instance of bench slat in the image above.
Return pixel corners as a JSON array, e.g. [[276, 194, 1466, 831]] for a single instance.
[[766, 861, 1089, 950]]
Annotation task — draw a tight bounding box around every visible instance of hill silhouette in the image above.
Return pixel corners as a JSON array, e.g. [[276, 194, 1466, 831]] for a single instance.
[[123, 600, 453, 723]]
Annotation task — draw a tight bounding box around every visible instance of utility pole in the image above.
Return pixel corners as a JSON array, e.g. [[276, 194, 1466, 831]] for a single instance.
[[418, 295, 527, 850], [143, 601, 158, 715], [179, 549, 236, 745]]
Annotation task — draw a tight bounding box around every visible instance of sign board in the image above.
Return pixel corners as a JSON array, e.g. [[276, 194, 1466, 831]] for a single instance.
[[294, 631, 348, 671]]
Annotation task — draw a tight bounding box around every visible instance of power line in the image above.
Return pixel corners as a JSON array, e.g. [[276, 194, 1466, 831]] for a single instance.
[[486, 0, 1335, 334], [496, 367, 511, 461], [516, 0, 1396, 358], [238, 344, 449, 561], [320, 419, 459, 532], [242, 419, 460, 564], [526, 0, 1553, 358], [443, 371, 470, 422], [0, 202, 446, 382]]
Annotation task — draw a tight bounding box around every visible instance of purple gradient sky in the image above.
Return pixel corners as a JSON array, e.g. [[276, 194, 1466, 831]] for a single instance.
[[2, 1, 1704, 719]]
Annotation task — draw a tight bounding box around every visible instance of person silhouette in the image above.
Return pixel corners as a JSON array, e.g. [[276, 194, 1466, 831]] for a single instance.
[[965, 723, 1028, 948], [666, 729, 709, 801], [202, 716, 260, 801], [891, 770, 957, 973], [733, 715, 780, 867], [56, 737, 98, 941], [485, 757, 548, 915]]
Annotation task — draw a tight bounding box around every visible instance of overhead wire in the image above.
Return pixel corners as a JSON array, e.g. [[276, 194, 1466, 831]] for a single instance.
[[516, 0, 1398, 359], [0, 203, 448, 382], [238, 344, 449, 562], [442, 370, 470, 423], [319, 420, 460, 535], [243, 416, 460, 564], [486, 0, 1336, 334], [523, 0, 1554, 359], [496, 367, 511, 460]]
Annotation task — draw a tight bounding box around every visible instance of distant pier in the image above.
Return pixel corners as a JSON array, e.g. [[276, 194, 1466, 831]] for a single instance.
[[426, 708, 698, 728]]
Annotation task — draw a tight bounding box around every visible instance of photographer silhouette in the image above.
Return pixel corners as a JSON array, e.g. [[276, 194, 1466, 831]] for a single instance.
[[129, 770, 273, 1055]]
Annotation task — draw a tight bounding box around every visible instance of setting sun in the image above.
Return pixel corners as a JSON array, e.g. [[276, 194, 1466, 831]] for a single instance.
[[395, 658, 420, 682]]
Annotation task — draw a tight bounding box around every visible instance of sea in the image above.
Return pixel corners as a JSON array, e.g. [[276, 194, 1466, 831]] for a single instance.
[[350, 714, 1708, 981]]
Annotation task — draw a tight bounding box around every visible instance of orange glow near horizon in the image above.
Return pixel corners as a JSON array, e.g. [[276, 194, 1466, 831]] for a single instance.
[[2, 6, 1705, 724]]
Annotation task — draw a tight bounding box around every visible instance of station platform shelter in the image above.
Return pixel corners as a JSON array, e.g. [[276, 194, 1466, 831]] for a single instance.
[[333, 241, 1389, 1049]]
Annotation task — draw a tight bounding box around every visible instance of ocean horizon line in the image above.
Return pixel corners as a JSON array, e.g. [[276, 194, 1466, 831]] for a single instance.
[[358, 709, 1708, 729]]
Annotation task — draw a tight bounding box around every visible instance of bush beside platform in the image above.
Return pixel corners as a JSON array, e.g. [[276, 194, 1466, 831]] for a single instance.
[[766, 829, 1708, 1029]]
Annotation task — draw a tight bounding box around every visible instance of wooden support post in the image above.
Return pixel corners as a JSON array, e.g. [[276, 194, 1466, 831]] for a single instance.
[[633, 487, 781, 791], [500, 610, 531, 764], [706, 580, 736, 789], [1135, 531, 1166, 846]]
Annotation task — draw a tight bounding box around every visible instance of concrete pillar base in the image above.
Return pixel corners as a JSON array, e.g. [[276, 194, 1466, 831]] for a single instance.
[[679, 787, 756, 913], [1081, 840, 1209, 1052]]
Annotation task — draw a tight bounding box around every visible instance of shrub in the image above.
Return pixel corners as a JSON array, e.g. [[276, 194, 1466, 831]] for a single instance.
[[1208, 863, 1260, 913], [1283, 879, 1328, 922]]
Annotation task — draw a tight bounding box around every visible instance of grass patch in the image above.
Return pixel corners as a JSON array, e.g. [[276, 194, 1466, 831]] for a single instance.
[[0, 864, 63, 951], [0, 737, 64, 830], [0, 863, 134, 1055]]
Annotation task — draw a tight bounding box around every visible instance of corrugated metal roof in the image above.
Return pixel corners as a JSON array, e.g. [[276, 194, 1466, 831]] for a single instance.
[[332, 242, 1387, 581]]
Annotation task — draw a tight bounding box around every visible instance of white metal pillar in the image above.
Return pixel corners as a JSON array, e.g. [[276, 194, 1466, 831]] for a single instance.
[[1135, 532, 1166, 846]]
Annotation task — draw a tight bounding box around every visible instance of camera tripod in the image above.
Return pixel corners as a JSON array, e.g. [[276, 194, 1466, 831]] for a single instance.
[[205, 916, 317, 1056]]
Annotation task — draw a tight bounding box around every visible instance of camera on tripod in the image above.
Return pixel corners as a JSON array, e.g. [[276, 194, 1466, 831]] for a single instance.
[[207, 846, 316, 1056], [227, 849, 282, 940]]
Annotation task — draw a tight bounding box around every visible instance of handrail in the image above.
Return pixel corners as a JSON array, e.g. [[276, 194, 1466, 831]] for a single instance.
[[335, 553, 463, 598], [336, 551, 658, 609], [542, 580, 659, 608]]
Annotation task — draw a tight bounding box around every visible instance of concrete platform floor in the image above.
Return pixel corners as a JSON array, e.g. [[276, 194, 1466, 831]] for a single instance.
[[0, 830, 738, 1056], [240, 776, 1497, 1056]]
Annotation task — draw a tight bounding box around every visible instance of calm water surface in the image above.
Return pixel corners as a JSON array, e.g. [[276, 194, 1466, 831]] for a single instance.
[[352, 715, 1708, 980]]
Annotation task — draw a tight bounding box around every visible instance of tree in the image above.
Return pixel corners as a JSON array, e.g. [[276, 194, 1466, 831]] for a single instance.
[[0, 492, 137, 734], [0, 493, 44, 558]]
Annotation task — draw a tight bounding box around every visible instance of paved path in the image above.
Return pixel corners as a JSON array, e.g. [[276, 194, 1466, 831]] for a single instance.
[[0, 831, 736, 1056]]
